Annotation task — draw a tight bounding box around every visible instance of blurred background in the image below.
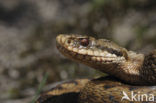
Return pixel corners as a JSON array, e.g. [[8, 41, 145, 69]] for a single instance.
[[0, 0, 156, 103]]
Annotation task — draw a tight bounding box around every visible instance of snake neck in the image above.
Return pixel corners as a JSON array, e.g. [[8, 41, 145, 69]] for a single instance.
[[141, 50, 156, 85], [116, 51, 146, 85], [56, 34, 156, 85]]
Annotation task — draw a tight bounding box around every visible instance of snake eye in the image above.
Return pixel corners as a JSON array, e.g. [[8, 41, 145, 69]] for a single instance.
[[67, 39, 71, 44], [80, 38, 89, 46]]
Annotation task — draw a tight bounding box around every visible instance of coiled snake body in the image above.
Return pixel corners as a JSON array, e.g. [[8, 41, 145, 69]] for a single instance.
[[36, 34, 156, 103]]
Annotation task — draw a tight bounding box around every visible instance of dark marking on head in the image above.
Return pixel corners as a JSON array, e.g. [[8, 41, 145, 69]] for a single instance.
[[110, 49, 123, 57], [99, 46, 123, 57]]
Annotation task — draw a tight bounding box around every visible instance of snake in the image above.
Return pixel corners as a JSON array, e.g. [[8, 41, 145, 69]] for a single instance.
[[36, 34, 156, 103]]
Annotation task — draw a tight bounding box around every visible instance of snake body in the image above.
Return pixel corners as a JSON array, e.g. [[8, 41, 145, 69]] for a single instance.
[[36, 34, 156, 103]]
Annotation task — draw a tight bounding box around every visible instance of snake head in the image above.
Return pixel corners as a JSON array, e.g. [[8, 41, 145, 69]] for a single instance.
[[56, 34, 128, 66], [56, 34, 156, 85]]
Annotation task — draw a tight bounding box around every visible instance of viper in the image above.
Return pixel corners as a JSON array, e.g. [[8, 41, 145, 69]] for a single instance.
[[36, 34, 156, 103]]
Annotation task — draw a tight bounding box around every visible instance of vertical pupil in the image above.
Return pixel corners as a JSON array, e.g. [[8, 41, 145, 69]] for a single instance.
[[80, 38, 89, 46]]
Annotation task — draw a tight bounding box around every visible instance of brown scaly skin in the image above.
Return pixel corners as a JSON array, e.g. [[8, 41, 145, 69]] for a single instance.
[[36, 34, 156, 103], [36, 79, 89, 103], [56, 34, 156, 85], [79, 77, 156, 103]]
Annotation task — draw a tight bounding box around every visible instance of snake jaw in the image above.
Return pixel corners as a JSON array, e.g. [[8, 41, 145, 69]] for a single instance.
[[56, 34, 127, 65], [56, 34, 152, 85], [56, 34, 156, 85]]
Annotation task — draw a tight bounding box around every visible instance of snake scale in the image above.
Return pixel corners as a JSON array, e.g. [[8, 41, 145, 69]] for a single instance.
[[36, 34, 156, 103]]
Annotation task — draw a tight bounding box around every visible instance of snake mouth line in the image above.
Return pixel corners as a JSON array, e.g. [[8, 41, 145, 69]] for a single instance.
[[56, 43, 125, 64]]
